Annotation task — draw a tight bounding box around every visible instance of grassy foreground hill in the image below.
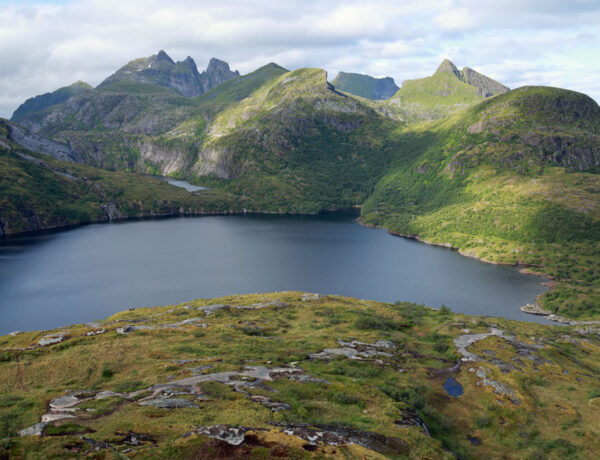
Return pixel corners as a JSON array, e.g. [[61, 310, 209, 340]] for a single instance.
[[1, 292, 599, 459]]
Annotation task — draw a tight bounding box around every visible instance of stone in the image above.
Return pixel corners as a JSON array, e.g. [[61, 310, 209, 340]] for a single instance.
[[37, 332, 68, 347], [138, 398, 197, 409], [86, 329, 105, 336], [394, 409, 430, 435], [301, 293, 322, 302], [41, 412, 76, 423], [95, 391, 125, 400], [474, 367, 520, 405], [19, 422, 47, 437], [198, 304, 230, 315], [50, 395, 81, 410], [191, 425, 255, 445]]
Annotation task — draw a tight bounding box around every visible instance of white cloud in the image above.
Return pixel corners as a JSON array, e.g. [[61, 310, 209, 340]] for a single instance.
[[0, 0, 599, 118], [433, 7, 477, 31]]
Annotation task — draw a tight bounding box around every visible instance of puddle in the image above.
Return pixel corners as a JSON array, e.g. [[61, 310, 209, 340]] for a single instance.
[[443, 377, 463, 397]]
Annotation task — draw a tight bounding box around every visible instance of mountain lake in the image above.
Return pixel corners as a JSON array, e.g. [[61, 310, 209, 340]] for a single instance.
[[0, 211, 551, 334]]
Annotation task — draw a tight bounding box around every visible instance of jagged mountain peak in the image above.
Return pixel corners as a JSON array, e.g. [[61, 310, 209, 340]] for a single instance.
[[433, 58, 509, 98], [205, 58, 239, 77], [156, 49, 174, 63], [97, 51, 240, 97], [435, 58, 461, 77]]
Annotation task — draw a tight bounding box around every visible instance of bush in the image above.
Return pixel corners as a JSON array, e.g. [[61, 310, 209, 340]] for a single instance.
[[328, 361, 382, 378], [328, 393, 365, 408], [101, 367, 114, 379], [354, 315, 406, 331]]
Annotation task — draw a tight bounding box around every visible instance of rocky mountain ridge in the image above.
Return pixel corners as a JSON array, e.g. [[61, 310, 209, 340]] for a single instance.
[[98, 50, 240, 97], [435, 58, 510, 97]]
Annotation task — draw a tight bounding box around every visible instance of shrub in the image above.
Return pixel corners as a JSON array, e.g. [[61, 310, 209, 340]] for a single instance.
[[354, 315, 406, 331]]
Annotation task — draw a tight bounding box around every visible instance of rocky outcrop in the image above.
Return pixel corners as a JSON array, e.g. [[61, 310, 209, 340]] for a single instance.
[[523, 131, 600, 170], [199, 58, 240, 94]]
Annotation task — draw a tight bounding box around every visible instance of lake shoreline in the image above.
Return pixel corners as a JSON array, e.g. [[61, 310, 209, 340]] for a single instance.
[[356, 218, 560, 324], [0, 207, 364, 240]]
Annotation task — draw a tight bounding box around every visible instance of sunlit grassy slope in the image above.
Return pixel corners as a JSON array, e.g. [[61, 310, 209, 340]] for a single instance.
[[362, 87, 600, 317]]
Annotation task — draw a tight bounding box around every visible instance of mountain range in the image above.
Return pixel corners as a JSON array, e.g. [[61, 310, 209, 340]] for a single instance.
[[1, 50, 599, 321]]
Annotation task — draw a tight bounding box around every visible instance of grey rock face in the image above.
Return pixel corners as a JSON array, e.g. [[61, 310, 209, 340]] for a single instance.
[[461, 67, 510, 97], [6, 122, 81, 163], [199, 58, 240, 94], [99, 51, 239, 98], [435, 59, 462, 79]]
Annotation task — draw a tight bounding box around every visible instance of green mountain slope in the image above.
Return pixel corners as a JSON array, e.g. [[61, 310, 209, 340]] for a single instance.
[[362, 86, 600, 317], [383, 59, 509, 122], [0, 119, 243, 235], [10, 81, 93, 125], [190, 68, 400, 211], [331, 71, 399, 100]]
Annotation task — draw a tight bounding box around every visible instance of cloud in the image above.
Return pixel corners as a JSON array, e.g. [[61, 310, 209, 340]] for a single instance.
[[0, 0, 599, 118]]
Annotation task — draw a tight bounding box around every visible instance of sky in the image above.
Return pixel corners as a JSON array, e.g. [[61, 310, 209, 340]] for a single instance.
[[0, 0, 599, 118]]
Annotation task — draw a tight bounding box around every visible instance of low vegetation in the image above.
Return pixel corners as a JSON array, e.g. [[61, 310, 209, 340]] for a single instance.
[[0, 292, 598, 458]]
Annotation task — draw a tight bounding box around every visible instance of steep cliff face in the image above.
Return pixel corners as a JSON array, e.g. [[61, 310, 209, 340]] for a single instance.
[[4, 120, 81, 163], [198, 58, 241, 94], [463, 86, 600, 171], [331, 72, 399, 100]]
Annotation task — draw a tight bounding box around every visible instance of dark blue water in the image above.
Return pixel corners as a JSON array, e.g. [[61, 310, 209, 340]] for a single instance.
[[0, 212, 550, 334], [443, 377, 464, 397]]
